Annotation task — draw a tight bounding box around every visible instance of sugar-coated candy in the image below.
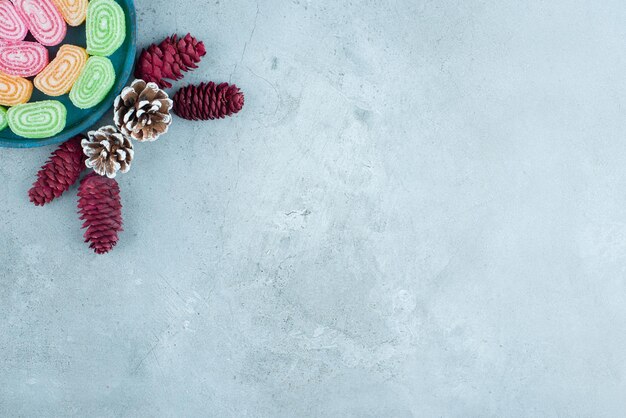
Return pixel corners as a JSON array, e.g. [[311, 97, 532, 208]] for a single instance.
[[51, 0, 87, 26], [0, 106, 7, 131], [14, 0, 67, 46], [86, 0, 125, 56], [7, 100, 66, 139], [0, 70, 32, 106], [0, 1, 28, 41], [0, 41, 48, 77], [69, 56, 115, 109], [34, 44, 88, 96]]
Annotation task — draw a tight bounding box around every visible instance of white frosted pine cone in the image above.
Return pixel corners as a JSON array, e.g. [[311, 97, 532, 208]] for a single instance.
[[114, 79, 173, 142], [82, 126, 134, 178]]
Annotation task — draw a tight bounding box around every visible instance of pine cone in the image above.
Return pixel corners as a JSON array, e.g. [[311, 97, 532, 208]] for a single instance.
[[135, 33, 206, 88], [168, 34, 206, 71], [113, 79, 173, 142], [77, 172, 123, 254], [173, 82, 244, 121], [135, 44, 182, 89], [82, 126, 134, 178], [29, 135, 86, 206]]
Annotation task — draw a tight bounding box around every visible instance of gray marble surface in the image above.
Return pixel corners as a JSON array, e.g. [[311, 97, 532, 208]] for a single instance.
[[2, 0, 626, 416]]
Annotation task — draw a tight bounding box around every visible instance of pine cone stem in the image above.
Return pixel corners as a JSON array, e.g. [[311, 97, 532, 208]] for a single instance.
[[29, 135, 86, 206], [173, 82, 244, 121], [77, 172, 123, 254]]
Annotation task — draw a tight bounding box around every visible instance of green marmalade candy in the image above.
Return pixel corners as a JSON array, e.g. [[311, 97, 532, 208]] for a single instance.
[[8, 100, 66, 139], [70, 56, 115, 109], [0, 106, 7, 131], [86, 0, 126, 57]]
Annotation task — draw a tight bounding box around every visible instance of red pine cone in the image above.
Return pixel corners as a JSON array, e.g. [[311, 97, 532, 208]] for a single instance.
[[167, 34, 206, 71], [173, 82, 244, 121], [77, 172, 123, 254], [28, 135, 86, 206], [135, 33, 206, 88]]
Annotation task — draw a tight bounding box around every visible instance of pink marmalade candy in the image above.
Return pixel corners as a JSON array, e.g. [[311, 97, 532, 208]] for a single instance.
[[0, 1, 28, 41], [0, 41, 48, 77], [14, 0, 66, 46]]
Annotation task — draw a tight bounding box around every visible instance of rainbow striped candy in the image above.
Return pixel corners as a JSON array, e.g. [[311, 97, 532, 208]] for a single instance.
[[35, 44, 88, 96], [14, 0, 67, 46], [7, 100, 66, 139], [0, 41, 48, 77], [0, 1, 28, 41], [0, 70, 32, 106], [86, 0, 125, 56], [51, 0, 87, 26], [0, 106, 8, 131], [69, 56, 115, 109]]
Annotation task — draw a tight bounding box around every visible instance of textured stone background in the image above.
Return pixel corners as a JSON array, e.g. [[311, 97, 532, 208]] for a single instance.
[[2, 0, 626, 416]]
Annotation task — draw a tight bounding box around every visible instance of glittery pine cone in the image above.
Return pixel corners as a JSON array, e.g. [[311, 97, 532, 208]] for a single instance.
[[173, 82, 244, 121], [82, 126, 134, 178], [77, 172, 123, 254], [29, 135, 86, 206], [135, 33, 207, 88], [114, 79, 173, 142]]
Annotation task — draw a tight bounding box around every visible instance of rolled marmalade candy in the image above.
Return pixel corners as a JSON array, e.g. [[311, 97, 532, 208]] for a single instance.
[[51, 0, 87, 26], [0, 106, 8, 131], [69, 56, 115, 109], [14, 0, 67, 46], [34, 44, 88, 96], [86, 0, 125, 56], [0, 41, 48, 77], [0, 1, 28, 41], [7, 100, 67, 139], [0, 70, 32, 106]]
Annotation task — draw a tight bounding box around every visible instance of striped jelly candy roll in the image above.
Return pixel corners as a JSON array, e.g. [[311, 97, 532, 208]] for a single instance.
[[86, 0, 125, 56], [0, 0, 28, 41], [0, 106, 8, 131], [13, 0, 66, 46], [0, 70, 33, 106], [51, 0, 87, 26], [35, 45, 88, 96], [0, 41, 48, 77], [69, 56, 115, 109], [8, 100, 66, 139]]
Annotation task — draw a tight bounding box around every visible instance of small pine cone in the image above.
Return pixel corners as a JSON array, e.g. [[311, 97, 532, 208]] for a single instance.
[[114, 79, 173, 142], [135, 33, 206, 88], [77, 172, 123, 254], [82, 126, 134, 178], [28, 135, 86, 206], [173, 82, 244, 121]]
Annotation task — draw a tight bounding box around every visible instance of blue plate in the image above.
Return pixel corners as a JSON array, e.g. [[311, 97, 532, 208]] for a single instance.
[[0, 0, 136, 148]]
